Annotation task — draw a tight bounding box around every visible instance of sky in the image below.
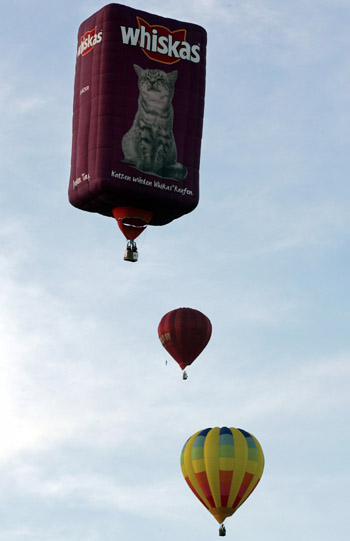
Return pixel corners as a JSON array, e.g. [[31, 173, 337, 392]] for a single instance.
[[1, 0, 350, 539]]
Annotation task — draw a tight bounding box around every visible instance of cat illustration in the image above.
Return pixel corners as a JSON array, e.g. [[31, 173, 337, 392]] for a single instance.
[[122, 64, 188, 180]]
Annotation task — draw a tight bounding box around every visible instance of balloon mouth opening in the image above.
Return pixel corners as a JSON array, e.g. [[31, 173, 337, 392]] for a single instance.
[[121, 217, 148, 228], [120, 217, 148, 237], [112, 207, 154, 241]]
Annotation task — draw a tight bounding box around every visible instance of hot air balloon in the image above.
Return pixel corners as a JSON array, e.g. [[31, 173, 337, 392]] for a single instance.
[[69, 3, 207, 261], [158, 307, 212, 379], [180, 427, 264, 536]]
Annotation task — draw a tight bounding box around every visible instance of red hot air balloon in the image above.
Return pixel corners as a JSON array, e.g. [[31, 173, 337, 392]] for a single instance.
[[158, 308, 212, 378], [69, 4, 207, 261]]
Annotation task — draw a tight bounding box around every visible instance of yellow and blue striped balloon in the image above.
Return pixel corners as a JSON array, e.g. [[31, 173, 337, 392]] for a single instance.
[[180, 427, 264, 526]]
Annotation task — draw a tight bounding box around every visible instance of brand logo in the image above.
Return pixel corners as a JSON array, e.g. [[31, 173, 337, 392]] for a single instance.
[[77, 27, 103, 57], [159, 332, 172, 345], [120, 17, 200, 64]]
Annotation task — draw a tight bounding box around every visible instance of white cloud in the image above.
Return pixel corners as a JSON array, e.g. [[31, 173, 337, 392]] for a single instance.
[[7, 468, 183, 519]]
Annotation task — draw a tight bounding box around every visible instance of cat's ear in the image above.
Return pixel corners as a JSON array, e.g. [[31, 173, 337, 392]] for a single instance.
[[133, 64, 143, 77], [167, 70, 178, 84]]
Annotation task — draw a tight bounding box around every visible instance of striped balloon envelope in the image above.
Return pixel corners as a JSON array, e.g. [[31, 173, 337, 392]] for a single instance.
[[180, 427, 264, 531]]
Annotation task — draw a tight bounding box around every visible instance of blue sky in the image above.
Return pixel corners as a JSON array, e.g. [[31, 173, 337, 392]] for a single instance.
[[1, 0, 350, 539]]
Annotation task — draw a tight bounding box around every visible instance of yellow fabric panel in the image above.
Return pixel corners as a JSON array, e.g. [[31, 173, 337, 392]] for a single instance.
[[235, 434, 265, 511], [227, 428, 248, 508], [219, 457, 235, 471], [246, 461, 258, 475], [193, 458, 205, 473], [253, 435, 265, 479], [203, 427, 221, 508], [183, 431, 212, 510]]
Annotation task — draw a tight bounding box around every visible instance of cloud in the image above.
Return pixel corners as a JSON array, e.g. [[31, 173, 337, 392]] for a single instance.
[[4, 466, 183, 520], [200, 183, 350, 261], [0, 58, 50, 118]]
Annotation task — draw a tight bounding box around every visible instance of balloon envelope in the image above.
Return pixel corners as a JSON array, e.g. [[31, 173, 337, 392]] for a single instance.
[[180, 427, 264, 525], [158, 308, 212, 370], [69, 3, 207, 234]]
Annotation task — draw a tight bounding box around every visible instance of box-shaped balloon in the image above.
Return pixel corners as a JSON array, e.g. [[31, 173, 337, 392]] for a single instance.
[[69, 3, 207, 227]]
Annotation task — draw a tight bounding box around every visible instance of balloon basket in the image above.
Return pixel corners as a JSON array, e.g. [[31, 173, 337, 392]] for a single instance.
[[219, 524, 226, 536], [124, 240, 138, 262]]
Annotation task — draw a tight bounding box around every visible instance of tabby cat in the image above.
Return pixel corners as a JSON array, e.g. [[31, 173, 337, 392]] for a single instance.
[[122, 64, 187, 180]]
